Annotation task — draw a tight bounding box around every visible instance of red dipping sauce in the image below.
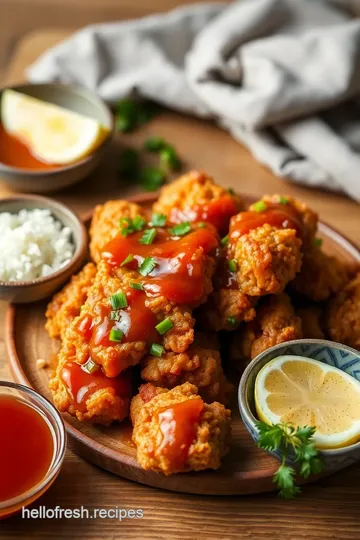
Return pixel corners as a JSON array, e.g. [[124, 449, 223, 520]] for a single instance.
[[157, 398, 204, 470], [0, 395, 54, 506]]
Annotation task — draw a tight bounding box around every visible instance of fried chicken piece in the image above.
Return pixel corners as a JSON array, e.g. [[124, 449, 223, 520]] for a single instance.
[[327, 272, 360, 349], [140, 341, 233, 404], [131, 382, 231, 475], [45, 263, 97, 340], [89, 200, 147, 263], [231, 224, 302, 296], [297, 307, 325, 339], [197, 288, 256, 332], [153, 170, 243, 234], [291, 247, 349, 302], [230, 293, 302, 367]]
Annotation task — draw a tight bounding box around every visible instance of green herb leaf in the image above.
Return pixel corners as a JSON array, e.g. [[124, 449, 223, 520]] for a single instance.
[[151, 213, 167, 227], [110, 292, 128, 310], [197, 222, 207, 228], [110, 310, 121, 321], [314, 238, 323, 248], [274, 465, 300, 499], [139, 256, 157, 276], [133, 215, 146, 231], [118, 149, 140, 180], [82, 358, 99, 374], [279, 196, 288, 205], [228, 259, 238, 272], [221, 235, 229, 247], [136, 101, 161, 125], [130, 282, 144, 291], [139, 228, 157, 245], [226, 316, 239, 328], [169, 222, 191, 236], [150, 343, 164, 357], [141, 167, 166, 192], [114, 99, 138, 133], [121, 254, 134, 267], [160, 145, 181, 172], [253, 200, 267, 213], [109, 328, 124, 343], [144, 137, 166, 152], [119, 217, 135, 237], [155, 318, 174, 335]]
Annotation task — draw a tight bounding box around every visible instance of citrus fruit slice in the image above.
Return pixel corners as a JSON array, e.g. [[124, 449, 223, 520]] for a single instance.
[[1, 89, 110, 165], [255, 355, 360, 449]]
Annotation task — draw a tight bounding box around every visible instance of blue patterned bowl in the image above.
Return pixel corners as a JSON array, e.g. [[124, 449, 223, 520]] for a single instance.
[[238, 339, 360, 474]]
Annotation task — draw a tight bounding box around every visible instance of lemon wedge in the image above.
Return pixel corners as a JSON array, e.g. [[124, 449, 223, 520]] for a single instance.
[[1, 89, 110, 165], [255, 355, 360, 449]]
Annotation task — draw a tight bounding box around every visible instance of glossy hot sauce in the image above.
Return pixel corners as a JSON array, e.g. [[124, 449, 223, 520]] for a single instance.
[[157, 398, 204, 469], [61, 362, 132, 412], [0, 396, 54, 503], [169, 195, 238, 234], [0, 124, 59, 170]]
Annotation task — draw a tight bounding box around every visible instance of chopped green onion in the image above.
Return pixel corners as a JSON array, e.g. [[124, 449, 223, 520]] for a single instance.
[[82, 358, 99, 374], [279, 196, 288, 205], [130, 282, 144, 290], [144, 137, 166, 152], [169, 222, 191, 236], [150, 343, 164, 357], [160, 145, 181, 172], [139, 256, 157, 276], [228, 259, 238, 272], [109, 328, 124, 343], [110, 310, 121, 321], [110, 292, 128, 310], [119, 217, 134, 236], [133, 215, 146, 231], [139, 228, 157, 245], [226, 316, 239, 328], [253, 200, 267, 213], [118, 149, 140, 181], [155, 318, 174, 335], [314, 238, 323, 247], [151, 213, 167, 227], [221, 235, 229, 247], [197, 222, 207, 228], [121, 254, 134, 267], [114, 99, 138, 133], [141, 167, 166, 192]]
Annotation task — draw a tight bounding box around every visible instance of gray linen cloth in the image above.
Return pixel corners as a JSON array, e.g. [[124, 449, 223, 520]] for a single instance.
[[27, 0, 360, 200]]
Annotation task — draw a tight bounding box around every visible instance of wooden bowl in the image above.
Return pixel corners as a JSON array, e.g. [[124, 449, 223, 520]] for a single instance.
[[0, 83, 114, 193], [0, 194, 88, 303]]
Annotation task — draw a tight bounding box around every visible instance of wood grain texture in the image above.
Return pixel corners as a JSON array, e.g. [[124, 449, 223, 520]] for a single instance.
[[1, 23, 360, 540]]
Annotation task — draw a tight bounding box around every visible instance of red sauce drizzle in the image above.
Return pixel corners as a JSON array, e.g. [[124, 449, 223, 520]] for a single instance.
[[0, 395, 54, 503], [0, 124, 61, 170], [169, 195, 238, 234], [102, 227, 219, 305], [230, 202, 304, 242], [61, 362, 132, 412], [157, 398, 204, 469]]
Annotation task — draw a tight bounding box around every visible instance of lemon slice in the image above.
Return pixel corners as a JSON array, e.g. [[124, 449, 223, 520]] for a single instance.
[[255, 355, 360, 449], [1, 89, 110, 165]]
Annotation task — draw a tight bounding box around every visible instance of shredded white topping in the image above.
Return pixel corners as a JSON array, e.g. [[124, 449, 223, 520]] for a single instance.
[[0, 208, 75, 282]]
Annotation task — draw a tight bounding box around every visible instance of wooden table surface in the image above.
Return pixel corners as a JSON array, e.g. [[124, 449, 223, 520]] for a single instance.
[[1, 3, 360, 539]]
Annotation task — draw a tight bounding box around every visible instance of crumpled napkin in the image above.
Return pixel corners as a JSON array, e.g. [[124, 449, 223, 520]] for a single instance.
[[28, 0, 360, 200]]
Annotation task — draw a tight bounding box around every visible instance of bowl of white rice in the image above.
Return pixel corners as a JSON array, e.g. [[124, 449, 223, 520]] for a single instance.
[[0, 195, 87, 303]]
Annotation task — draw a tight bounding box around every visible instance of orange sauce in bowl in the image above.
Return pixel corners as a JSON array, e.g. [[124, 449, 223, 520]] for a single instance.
[[0, 124, 60, 170], [0, 395, 54, 504]]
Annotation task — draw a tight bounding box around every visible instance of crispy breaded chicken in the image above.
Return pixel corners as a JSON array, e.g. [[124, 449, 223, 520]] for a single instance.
[[297, 306, 325, 340], [89, 200, 147, 263], [130, 382, 231, 475], [327, 272, 360, 349], [197, 287, 256, 332], [45, 263, 97, 340]]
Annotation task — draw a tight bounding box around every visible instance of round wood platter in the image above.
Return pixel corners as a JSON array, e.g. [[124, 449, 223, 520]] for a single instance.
[[5, 193, 360, 495]]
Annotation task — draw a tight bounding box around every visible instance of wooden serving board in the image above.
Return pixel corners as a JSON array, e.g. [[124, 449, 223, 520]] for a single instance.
[[6, 193, 360, 495]]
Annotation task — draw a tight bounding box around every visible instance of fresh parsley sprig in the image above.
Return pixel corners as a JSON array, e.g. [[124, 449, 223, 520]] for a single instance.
[[255, 421, 324, 499]]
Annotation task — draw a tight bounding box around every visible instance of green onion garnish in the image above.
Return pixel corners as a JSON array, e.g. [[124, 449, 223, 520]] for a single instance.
[[139, 256, 157, 276], [110, 292, 128, 310], [169, 222, 191, 236], [253, 200, 267, 213], [279, 196, 288, 205], [82, 358, 99, 374], [227, 316, 239, 327], [121, 254, 134, 267], [150, 343, 164, 357], [221, 235, 229, 247], [110, 310, 121, 321], [314, 238, 323, 247], [139, 228, 157, 245], [155, 318, 174, 335], [144, 137, 166, 152], [133, 215, 146, 231], [130, 282, 144, 290], [151, 213, 167, 227], [109, 328, 124, 343], [228, 259, 238, 272]]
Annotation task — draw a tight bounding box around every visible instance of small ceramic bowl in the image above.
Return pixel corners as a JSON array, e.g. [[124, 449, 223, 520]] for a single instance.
[[0, 83, 114, 193], [239, 339, 360, 474], [0, 381, 66, 519], [0, 195, 87, 303]]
